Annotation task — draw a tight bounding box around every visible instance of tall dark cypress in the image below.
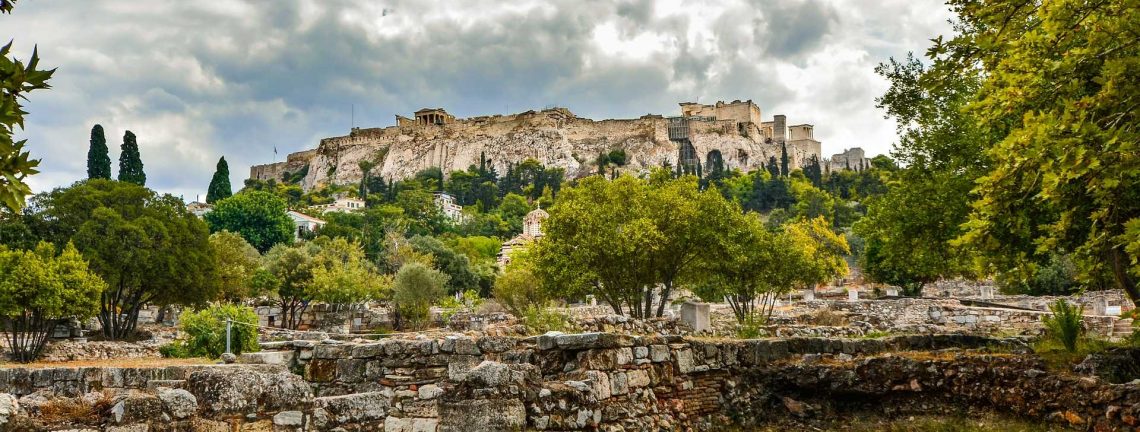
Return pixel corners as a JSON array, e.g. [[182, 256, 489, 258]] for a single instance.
[[779, 142, 789, 177], [117, 130, 146, 185], [767, 156, 780, 179], [206, 156, 233, 203], [87, 124, 112, 179]]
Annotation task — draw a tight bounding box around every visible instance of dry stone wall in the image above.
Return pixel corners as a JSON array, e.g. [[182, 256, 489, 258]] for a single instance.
[[9, 332, 1140, 430]]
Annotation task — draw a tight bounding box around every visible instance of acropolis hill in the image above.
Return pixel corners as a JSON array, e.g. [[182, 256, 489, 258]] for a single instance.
[[249, 100, 823, 191]]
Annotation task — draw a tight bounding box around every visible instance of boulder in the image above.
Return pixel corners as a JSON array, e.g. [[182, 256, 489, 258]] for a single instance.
[[0, 393, 19, 427], [314, 392, 389, 426], [186, 366, 312, 417], [156, 387, 197, 419]]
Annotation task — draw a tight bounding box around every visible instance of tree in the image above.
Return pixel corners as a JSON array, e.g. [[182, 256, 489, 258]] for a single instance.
[[32, 180, 216, 339], [392, 263, 447, 330], [533, 175, 662, 317], [307, 237, 390, 304], [206, 156, 232, 203], [784, 217, 850, 291], [86, 125, 111, 179], [493, 252, 547, 316], [779, 142, 789, 176], [408, 235, 478, 294], [691, 213, 792, 324], [258, 238, 387, 329], [0, 37, 55, 212], [930, 0, 1140, 305], [209, 231, 261, 302], [117, 131, 146, 185], [0, 242, 105, 362], [205, 191, 294, 253]]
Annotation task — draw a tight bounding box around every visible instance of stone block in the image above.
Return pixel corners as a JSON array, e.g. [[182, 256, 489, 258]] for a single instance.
[[633, 346, 648, 359], [156, 387, 197, 419], [305, 360, 337, 383], [238, 351, 294, 366], [350, 342, 385, 358], [614, 348, 634, 366], [447, 356, 482, 381], [578, 349, 618, 370], [675, 349, 694, 374], [312, 343, 350, 359], [413, 418, 439, 432], [611, 371, 629, 396], [680, 302, 710, 332], [385, 416, 413, 432], [273, 411, 305, 426], [315, 391, 389, 425], [585, 370, 611, 400], [402, 399, 439, 417], [626, 369, 650, 388], [418, 384, 444, 400], [649, 345, 670, 363], [556, 333, 602, 350], [477, 336, 516, 353], [438, 398, 525, 431], [336, 359, 366, 383]]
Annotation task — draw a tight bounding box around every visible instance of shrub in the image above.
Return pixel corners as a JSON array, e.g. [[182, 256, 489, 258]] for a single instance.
[[493, 264, 547, 316], [392, 263, 448, 330], [179, 303, 260, 358], [736, 314, 766, 339], [158, 341, 192, 358], [1042, 299, 1083, 352], [521, 306, 573, 335]]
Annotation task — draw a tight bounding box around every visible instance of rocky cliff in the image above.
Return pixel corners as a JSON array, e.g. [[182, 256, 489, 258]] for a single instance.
[[250, 108, 819, 191]]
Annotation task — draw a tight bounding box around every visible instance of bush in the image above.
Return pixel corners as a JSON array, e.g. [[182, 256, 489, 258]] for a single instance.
[[521, 306, 573, 335], [392, 263, 448, 330], [736, 314, 766, 339], [178, 303, 260, 358], [1042, 299, 1083, 352], [493, 264, 547, 316]]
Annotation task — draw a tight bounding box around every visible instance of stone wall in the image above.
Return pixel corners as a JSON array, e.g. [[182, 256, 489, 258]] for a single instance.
[[13, 332, 1140, 430], [250, 106, 821, 191]]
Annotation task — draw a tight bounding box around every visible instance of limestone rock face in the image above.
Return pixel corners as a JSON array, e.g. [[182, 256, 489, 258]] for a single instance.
[[185, 365, 312, 417], [0, 393, 19, 427], [254, 108, 818, 191]]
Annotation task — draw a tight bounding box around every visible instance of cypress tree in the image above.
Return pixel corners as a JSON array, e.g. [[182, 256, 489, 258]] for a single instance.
[[206, 156, 233, 203], [117, 131, 146, 185], [86, 124, 111, 179], [766, 156, 780, 179], [779, 142, 789, 177]]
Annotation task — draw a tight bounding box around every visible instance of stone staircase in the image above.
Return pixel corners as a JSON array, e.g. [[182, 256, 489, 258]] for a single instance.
[[1111, 318, 1134, 340]]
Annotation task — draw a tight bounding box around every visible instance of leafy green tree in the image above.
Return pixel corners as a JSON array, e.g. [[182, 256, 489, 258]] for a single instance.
[[117, 131, 146, 185], [493, 250, 548, 316], [86, 124, 111, 180], [392, 263, 447, 330], [31, 180, 216, 339], [0, 242, 105, 362], [785, 217, 850, 291], [308, 237, 390, 304], [206, 156, 232, 203], [205, 191, 294, 253], [0, 38, 54, 212], [408, 235, 478, 294], [209, 231, 261, 302], [532, 175, 662, 317], [258, 242, 317, 329], [930, 0, 1140, 304], [691, 213, 792, 324]]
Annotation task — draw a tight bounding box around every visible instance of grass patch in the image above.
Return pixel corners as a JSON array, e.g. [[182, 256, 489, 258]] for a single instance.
[[1032, 337, 1117, 371]]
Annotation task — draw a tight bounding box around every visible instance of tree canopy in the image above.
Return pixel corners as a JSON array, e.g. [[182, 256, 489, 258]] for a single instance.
[[117, 131, 146, 186], [86, 124, 111, 180], [205, 191, 294, 253]]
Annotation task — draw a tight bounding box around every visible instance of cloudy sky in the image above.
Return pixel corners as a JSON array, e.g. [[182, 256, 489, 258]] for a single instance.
[[9, 0, 954, 201]]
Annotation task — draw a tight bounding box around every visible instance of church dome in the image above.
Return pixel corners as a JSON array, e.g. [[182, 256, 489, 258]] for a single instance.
[[522, 207, 549, 237], [524, 207, 549, 222]]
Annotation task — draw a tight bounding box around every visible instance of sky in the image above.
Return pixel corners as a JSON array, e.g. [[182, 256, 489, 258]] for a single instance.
[[8, 0, 955, 201]]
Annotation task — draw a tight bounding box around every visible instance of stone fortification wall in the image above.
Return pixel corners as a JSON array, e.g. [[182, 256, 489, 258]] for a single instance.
[[6, 333, 1140, 430], [248, 107, 819, 191]]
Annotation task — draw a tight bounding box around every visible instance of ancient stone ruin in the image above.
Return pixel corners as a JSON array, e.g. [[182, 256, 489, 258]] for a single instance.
[[248, 100, 827, 191]]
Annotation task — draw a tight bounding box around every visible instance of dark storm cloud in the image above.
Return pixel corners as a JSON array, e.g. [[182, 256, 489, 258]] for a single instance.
[[6, 0, 952, 199]]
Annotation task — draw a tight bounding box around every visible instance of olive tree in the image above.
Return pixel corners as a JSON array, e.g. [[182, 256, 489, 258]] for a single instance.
[[0, 242, 105, 362]]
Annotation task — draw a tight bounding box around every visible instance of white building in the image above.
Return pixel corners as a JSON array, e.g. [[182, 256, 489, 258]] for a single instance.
[[313, 197, 366, 214], [498, 207, 549, 268], [288, 210, 326, 240], [186, 202, 212, 218], [433, 192, 466, 222]]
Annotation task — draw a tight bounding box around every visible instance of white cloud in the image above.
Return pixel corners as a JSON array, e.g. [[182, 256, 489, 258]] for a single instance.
[[8, 0, 954, 199]]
